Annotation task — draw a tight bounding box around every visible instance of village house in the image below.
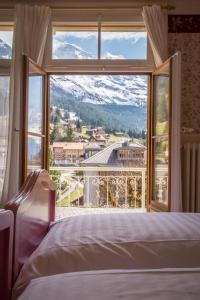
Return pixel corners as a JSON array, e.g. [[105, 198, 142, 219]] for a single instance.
[[89, 134, 107, 146], [52, 142, 86, 165], [81, 141, 147, 207]]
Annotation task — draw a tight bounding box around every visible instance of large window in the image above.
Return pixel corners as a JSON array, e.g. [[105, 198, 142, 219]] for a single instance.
[[52, 24, 147, 61]]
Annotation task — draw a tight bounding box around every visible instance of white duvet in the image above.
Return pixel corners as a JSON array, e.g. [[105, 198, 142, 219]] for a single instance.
[[17, 268, 200, 300], [13, 213, 200, 298]]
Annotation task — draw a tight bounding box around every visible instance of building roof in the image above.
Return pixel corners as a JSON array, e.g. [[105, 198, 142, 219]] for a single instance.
[[81, 141, 146, 166], [53, 142, 86, 150], [85, 142, 102, 150], [90, 134, 107, 142]]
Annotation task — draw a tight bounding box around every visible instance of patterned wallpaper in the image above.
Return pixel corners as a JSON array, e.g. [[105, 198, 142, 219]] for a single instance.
[[168, 16, 200, 133]]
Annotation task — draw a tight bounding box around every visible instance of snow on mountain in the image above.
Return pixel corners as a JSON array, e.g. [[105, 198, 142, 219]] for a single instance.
[[52, 43, 147, 107], [54, 42, 95, 59], [0, 38, 12, 59]]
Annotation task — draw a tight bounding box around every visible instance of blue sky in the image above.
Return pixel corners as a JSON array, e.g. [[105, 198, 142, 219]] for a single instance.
[[53, 31, 147, 59], [0, 31, 13, 47]]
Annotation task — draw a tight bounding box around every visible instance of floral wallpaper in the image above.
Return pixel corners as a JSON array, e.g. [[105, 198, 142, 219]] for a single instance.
[[168, 16, 200, 134]]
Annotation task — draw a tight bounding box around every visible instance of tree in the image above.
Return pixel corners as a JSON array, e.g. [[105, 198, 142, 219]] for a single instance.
[[62, 124, 74, 142], [49, 125, 60, 144], [76, 119, 81, 132]]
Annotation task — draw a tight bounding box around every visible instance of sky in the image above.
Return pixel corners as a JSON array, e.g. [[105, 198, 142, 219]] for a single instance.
[[53, 31, 147, 59], [0, 30, 147, 60], [0, 31, 13, 47]]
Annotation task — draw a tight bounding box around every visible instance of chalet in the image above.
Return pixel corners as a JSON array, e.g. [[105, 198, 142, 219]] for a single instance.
[[89, 134, 107, 145], [84, 142, 102, 159], [52, 142, 86, 165], [82, 141, 146, 168]]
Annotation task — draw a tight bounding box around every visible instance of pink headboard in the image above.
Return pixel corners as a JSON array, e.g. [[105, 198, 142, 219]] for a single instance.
[[0, 209, 14, 300], [5, 169, 56, 284]]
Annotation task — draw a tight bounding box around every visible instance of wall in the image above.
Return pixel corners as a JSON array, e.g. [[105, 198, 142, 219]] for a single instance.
[[168, 15, 200, 134]]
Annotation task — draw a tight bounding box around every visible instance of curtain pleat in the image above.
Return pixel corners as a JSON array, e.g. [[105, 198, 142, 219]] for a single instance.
[[142, 5, 168, 67], [1, 5, 51, 205]]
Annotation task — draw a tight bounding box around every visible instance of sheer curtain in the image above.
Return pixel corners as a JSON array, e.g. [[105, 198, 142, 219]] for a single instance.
[[142, 5, 182, 211], [1, 5, 51, 205], [0, 77, 10, 205], [142, 5, 168, 67]]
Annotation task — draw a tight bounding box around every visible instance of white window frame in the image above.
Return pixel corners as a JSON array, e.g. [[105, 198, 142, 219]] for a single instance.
[[44, 9, 154, 73]]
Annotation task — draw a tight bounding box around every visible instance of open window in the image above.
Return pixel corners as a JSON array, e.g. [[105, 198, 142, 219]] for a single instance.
[[148, 58, 174, 212], [22, 56, 49, 182]]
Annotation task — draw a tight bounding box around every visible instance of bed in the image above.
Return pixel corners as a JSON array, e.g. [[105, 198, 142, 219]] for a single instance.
[[4, 170, 200, 300], [16, 268, 200, 300]]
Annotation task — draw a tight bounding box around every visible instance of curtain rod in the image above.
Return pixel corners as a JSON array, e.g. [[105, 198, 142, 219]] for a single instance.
[[0, 4, 175, 11]]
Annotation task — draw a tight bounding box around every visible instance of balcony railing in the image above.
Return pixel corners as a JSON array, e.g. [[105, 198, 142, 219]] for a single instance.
[[50, 167, 146, 209]]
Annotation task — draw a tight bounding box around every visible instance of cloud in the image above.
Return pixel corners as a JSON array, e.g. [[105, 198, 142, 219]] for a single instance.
[[101, 32, 147, 44], [103, 52, 125, 59], [0, 31, 13, 47], [54, 31, 97, 41]]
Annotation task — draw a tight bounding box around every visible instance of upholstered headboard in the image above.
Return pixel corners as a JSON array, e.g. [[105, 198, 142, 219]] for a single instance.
[[5, 169, 56, 283], [0, 209, 14, 300]]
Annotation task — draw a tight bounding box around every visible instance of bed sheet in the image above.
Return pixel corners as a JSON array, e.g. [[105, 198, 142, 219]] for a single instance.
[[13, 213, 200, 297], [16, 268, 200, 300]]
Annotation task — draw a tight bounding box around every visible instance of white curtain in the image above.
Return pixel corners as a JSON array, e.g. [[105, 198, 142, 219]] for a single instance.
[[142, 5, 168, 67], [0, 77, 10, 204], [143, 6, 182, 211], [1, 5, 51, 205], [171, 52, 182, 211]]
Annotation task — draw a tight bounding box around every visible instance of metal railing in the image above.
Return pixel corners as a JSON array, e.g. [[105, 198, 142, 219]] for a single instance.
[[50, 167, 146, 209]]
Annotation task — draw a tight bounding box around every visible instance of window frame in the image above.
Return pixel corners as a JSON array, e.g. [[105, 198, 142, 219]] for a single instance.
[[22, 55, 48, 182], [44, 10, 154, 73]]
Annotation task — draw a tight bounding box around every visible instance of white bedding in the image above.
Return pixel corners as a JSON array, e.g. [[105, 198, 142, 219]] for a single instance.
[[17, 268, 200, 300], [13, 213, 200, 298]]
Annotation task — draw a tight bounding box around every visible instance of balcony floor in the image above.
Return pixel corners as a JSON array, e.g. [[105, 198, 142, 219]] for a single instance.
[[56, 206, 146, 220]]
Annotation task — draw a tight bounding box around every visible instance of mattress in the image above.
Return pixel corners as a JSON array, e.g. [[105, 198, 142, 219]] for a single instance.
[[17, 268, 200, 300], [13, 212, 200, 298]]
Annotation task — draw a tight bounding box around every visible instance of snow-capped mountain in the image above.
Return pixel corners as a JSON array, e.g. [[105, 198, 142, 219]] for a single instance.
[[0, 39, 12, 59], [52, 43, 147, 107]]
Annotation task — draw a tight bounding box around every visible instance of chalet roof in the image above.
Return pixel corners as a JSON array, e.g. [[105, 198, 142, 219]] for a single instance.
[[53, 142, 86, 150], [90, 134, 107, 141], [85, 142, 102, 150], [81, 142, 146, 166]]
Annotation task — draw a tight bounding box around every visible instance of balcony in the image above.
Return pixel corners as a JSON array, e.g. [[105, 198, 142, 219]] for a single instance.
[[49, 166, 147, 220]]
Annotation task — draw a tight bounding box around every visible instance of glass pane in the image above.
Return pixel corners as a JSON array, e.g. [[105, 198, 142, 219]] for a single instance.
[[101, 31, 147, 59], [28, 75, 43, 134], [27, 135, 42, 174], [154, 75, 169, 136], [0, 76, 10, 198], [0, 30, 13, 59], [53, 30, 98, 59], [153, 138, 169, 206]]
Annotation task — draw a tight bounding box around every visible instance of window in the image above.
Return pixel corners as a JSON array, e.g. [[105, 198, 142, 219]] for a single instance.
[[101, 25, 147, 60], [51, 23, 148, 61], [22, 56, 48, 180], [0, 25, 13, 59], [53, 26, 98, 59]]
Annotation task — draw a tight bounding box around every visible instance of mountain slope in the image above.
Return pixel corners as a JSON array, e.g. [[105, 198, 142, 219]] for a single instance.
[[52, 42, 147, 107]]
